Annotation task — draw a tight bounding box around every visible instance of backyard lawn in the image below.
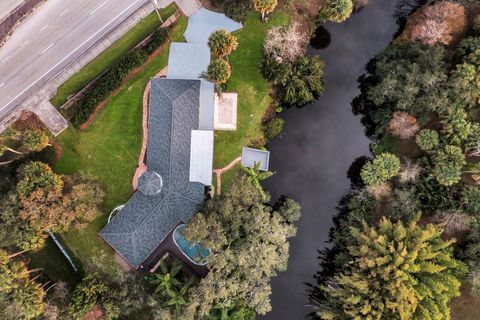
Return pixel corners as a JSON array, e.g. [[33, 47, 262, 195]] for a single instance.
[[49, 11, 288, 273], [213, 12, 289, 186], [52, 17, 188, 272], [51, 3, 178, 107]]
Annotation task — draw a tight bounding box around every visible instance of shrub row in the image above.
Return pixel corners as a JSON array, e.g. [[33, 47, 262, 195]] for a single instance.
[[70, 28, 169, 127]]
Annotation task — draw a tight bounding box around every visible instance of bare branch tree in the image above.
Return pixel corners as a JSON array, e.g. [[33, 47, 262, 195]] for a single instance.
[[398, 159, 422, 184], [389, 111, 420, 140], [264, 22, 308, 63], [434, 210, 470, 236]]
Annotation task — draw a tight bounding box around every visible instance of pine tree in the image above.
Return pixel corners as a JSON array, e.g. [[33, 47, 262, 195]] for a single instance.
[[311, 216, 464, 319], [0, 249, 45, 319]]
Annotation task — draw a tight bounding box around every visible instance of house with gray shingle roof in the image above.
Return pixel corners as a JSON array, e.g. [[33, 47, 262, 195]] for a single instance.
[[99, 78, 213, 269]]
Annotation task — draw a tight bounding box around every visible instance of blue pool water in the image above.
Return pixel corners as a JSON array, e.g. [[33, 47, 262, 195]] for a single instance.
[[173, 225, 210, 265]]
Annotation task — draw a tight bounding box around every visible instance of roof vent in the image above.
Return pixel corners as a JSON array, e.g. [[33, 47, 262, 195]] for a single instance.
[[138, 171, 163, 196]]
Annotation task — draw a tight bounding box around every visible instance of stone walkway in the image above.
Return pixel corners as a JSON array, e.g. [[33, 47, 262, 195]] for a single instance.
[[31, 99, 68, 136], [213, 156, 241, 195]]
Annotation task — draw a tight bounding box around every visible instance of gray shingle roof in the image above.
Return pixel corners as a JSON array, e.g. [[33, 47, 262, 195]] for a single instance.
[[99, 79, 206, 268]]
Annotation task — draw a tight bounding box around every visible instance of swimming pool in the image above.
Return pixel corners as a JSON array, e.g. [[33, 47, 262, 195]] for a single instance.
[[173, 224, 210, 266]]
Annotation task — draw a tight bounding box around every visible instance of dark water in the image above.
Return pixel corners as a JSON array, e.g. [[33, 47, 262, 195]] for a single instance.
[[261, 1, 398, 319]]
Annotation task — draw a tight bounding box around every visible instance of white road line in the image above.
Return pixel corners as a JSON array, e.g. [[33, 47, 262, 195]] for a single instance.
[[0, 0, 143, 112], [21, 40, 30, 48], [0, 83, 5, 88], [1, 56, 9, 63], [40, 24, 48, 31], [41, 43, 55, 55], [90, 0, 112, 15], [59, 9, 68, 16]]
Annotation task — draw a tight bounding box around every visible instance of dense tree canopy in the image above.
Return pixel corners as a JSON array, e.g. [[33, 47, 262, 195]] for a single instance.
[[0, 250, 45, 320], [263, 55, 325, 107], [360, 153, 400, 186], [318, 0, 353, 23], [0, 162, 104, 251], [312, 217, 464, 320], [182, 175, 301, 318]]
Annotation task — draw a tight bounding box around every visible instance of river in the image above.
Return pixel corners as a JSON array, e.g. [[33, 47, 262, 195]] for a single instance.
[[261, 1, 399, 319]]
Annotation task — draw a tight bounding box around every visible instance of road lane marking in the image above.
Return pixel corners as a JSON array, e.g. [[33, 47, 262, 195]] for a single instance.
[[0, 83, 5, 88], [41, 43, 55, 55], [0, 0, 144, 113], [59, 9, 68, 16], [21, 40, 30, 48], [40, 24, 48, 31], [1, 56, 9, 63], [90, 0, 112, 15]]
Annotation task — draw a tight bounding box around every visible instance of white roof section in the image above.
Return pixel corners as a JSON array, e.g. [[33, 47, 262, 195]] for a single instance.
[[184, 8, 243, 43], [199, 80, 214, 130], [167, 42, 210, 79], [189, 130, 214, 185], [214, 93, 237, 130], [241, 147, 270, 171]]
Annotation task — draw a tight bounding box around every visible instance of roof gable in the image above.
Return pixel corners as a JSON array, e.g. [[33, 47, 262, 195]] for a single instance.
[[100, 79, 207, 268]]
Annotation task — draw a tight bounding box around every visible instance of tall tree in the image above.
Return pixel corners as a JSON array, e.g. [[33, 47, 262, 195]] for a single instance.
[[181, 175, 301, 318], [252, 0, 277, 21], [22, 128, 50, 153], [318, 0, 353, 23], [262, 55, 325, 107], [360, 153, 400, 186], [208, 30, 238, 58], [432, 145, 466, 186], [205, 58, 232, 84], [0, 249, 45, 320], [310, 217, 464, 319], [15, 161, 63, 198]]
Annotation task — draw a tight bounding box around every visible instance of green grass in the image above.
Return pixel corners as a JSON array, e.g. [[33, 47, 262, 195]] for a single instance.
[[50, 11, 287, 273], [52, 17, 188, 271], [51, 4, 178, 107], [28, 238, 81, 286], [213, 12, 289, 187]]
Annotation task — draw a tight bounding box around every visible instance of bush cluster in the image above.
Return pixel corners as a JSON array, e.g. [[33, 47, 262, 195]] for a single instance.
[[70, 28, 169, 126]]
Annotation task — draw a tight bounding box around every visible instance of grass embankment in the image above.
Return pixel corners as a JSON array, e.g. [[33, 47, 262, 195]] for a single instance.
[[51, 4, 177, 108], [51, 17, 188, 273], [214, 12, 289, 186]]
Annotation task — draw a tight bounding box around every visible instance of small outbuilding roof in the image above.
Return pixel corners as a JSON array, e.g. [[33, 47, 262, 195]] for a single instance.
[[184, 8, 243, 43], [241, 147, 271, 171]]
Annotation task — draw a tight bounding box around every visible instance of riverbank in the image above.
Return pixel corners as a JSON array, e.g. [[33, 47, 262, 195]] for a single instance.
[[261, 1, 398, 318]]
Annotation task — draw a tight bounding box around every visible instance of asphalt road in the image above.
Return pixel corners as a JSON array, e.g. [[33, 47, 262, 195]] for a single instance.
[[0, 0, 151, 122]]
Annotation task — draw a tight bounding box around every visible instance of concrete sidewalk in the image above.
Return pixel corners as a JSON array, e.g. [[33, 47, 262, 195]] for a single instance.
[[175, 0, 202, 17]]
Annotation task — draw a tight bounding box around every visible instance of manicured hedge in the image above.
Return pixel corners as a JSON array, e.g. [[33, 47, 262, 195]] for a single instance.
[[70, 28, 169, 127]]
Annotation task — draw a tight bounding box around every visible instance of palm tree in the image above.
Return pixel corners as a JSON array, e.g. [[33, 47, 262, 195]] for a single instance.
[[241, 162, 273, 199], [165, 283, 189, 312], [208, 30, 238, 58], [22, 128, 50, 152], [0, 143, 23, 156], [203, 58, 232, 85], [253, 0, 278, 22], [154, 259, 183, 295]]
